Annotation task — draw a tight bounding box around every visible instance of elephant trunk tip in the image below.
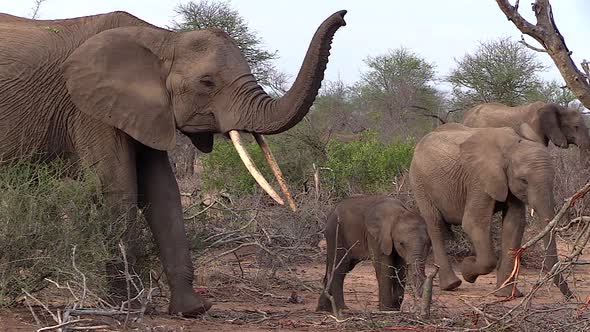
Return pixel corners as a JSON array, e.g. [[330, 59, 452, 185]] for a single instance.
[[332, 10, 348, 24]]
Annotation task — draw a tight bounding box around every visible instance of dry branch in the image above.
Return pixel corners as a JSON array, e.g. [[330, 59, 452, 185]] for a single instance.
[[320, 222, 359, 320], [29, 0, 48, 19], [495, 0, 590, 108], [475, 180, 590, 329], [23, 244, 155, 331], [419, 265, 439, 320]]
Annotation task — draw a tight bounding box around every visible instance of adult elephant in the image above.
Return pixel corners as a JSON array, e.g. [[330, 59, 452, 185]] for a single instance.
[[463, 101, 590, 164], [0, 10, 347, 316], [409, 123, 571, 298]]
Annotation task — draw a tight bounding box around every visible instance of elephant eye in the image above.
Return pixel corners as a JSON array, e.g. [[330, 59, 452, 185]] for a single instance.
[[200, 77, 216, 88]]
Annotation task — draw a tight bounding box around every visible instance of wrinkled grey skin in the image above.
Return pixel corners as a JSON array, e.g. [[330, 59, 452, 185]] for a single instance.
[[409, 123, 571, 298], [316, 196, 430, 312], [0, 10, 347, 316], [463, 101, 590, 165]]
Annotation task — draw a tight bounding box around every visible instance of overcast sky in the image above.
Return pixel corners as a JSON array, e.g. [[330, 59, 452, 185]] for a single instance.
[[2, 1, 589, 89]]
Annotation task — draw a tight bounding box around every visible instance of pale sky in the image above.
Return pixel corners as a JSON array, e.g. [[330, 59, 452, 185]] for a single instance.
[[2, 1, 589, 89]]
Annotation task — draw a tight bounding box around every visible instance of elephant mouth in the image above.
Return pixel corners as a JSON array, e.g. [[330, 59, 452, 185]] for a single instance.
[[228, 130, 297, 211]]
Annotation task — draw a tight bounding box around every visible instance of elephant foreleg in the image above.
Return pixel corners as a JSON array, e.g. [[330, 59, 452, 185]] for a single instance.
[[391, 254, 407, 310], [495, 200, 525, 297], [369, 246, 397, 311], [460, 198, 497, 283], [421, 207, 461, 291], [137, 147, 211, 316]]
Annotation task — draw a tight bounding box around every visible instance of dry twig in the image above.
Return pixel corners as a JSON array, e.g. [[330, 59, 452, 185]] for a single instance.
[[419, 264, 439, 319]]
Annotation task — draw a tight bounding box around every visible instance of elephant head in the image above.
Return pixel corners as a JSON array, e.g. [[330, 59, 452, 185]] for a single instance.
[[62, 11, 347, 210], [538, 103, 590, 163], [460, 127, 570, 295], [365, 207, 430, 297]]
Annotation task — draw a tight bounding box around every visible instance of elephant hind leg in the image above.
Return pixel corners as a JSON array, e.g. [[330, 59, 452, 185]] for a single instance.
[[316, 251, 357, 312]]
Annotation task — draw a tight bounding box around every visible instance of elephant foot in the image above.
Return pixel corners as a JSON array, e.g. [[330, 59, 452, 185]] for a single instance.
[[493, 284, 523, 298], [316, 295, 347, 313], [461, 256, 495, 284], [379, 303, 401, 312], [440, 276, 462, 291], [169, 291, 213, 317], [439, 269, 462, 291]]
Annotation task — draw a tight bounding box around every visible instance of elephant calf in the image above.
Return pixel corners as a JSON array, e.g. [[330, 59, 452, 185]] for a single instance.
[[316, 195, 430, 312]]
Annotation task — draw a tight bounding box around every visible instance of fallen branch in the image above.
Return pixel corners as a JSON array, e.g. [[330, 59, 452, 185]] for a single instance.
[[36, 319, 92, 332]]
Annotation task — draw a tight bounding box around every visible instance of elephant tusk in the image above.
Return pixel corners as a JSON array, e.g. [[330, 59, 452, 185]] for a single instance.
[[530, 208, 535, 217], [253, 134, 297, 212], [228, 130, 284, 206]]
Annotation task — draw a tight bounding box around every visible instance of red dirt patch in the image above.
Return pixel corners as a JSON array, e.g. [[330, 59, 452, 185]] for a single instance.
[[3, 242, 590, 331]]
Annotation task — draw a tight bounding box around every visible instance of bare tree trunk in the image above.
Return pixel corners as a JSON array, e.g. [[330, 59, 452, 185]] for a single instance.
[[495, 0, 590, 108]]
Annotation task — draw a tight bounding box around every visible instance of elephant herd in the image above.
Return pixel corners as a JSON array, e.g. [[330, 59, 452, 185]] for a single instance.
[[0, 9, 587, 317], [317, 101, 587, 312]]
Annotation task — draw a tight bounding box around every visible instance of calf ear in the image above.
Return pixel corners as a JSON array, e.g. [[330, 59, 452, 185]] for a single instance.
[[365, 214, 394, 256], [62, 27, 175, 151], [460, 129, 509, 202]]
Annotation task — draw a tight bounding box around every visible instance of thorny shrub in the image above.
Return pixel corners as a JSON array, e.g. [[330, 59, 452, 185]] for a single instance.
[[0, 158, 154, 307]]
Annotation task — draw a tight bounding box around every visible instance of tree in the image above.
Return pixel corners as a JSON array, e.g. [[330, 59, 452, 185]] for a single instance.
[[171, 0, 280, 87], [356, 48, 440, 139], [447, 37, 546, 108], [496, 0, 590, 109], [29, 0, 48, 19], [531, 79, 576, 106]]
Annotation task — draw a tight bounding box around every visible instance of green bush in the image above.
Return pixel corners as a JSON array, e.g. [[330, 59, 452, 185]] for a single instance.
[[324, 131, 415, 195], [0, 159, 150, 306], [200, 130, 415, 198], [200, 138, 271, 195]]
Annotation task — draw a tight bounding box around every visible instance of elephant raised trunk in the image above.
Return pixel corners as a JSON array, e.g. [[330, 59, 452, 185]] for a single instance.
[[225, 11, 346, 210], [242, 10, 347, 134]]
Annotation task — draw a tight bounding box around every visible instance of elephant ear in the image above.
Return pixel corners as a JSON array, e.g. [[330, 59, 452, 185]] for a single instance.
[[539, 104, 567, 148], [460, 129, 509, 202], [365, 209, 394, 256], [62, 28, 175, 151], [519, 123, 544, 144]]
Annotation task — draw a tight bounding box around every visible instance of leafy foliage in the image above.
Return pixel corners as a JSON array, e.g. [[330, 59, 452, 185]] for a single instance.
[[200, 137, 270, 196], [358, 48, 441, 138], [324, 131, 415, 195], [200, 130, 415, 198], [170, 0, 282, 88], [448, 37, 547, 108], [531, 79, 576, 106]]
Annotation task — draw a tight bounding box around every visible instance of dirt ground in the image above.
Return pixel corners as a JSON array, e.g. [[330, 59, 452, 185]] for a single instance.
[[3, 242, 590, 331]]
